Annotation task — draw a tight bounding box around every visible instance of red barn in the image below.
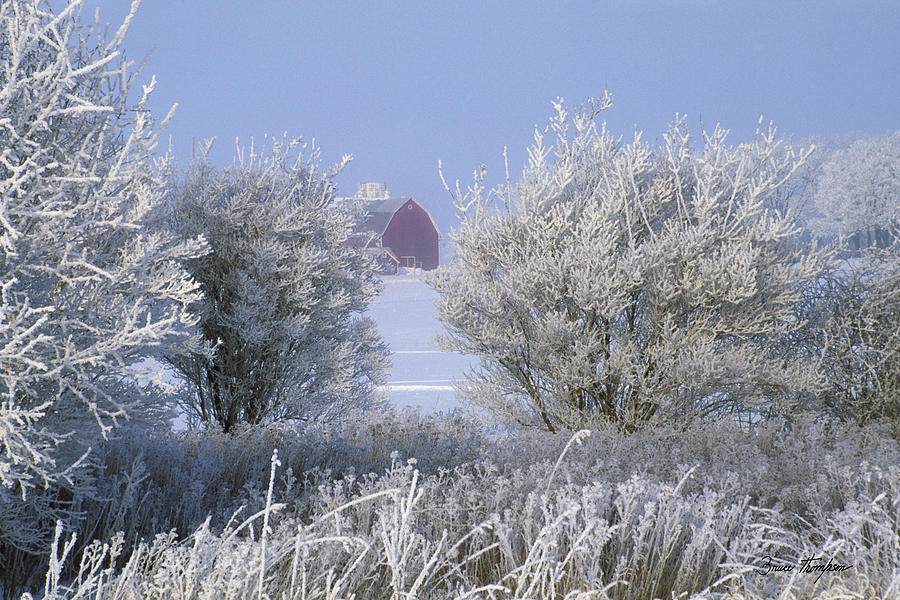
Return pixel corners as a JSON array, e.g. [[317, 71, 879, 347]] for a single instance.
[[356, 193, 441, 272]]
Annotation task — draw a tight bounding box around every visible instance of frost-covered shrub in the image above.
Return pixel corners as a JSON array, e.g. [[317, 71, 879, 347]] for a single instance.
[[164, 139, 389, 432], [430, 97, 830, 433], [0, 0, 203, 590], [810, 248, 900, 430], [324, 406, 493, 472], [811, 131, 900, 248]]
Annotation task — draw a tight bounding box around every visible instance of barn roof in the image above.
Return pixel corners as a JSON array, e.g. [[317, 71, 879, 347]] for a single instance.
[[357, 197, 441, 238]]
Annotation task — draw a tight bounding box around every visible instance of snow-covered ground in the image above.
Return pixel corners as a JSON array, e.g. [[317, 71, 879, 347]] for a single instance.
[[368, 273, 473, 413]]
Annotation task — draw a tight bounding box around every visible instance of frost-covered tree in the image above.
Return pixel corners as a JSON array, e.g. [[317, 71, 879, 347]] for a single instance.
[[0, 0, 204, 563], [430, 97, 830, 432], [812, 132, 900, 248], [0, 0, 203, 491], [165, 139, 389, 433]]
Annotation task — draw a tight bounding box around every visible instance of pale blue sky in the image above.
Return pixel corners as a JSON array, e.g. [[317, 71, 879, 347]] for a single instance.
[[88, 1, 899, 231]]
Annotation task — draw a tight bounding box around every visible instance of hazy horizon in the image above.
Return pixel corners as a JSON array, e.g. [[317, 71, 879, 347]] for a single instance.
[[83, 0, 899, 233]]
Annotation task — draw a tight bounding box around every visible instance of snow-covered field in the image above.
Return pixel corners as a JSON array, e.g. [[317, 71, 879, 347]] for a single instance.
[[368, 274, 473, 413]]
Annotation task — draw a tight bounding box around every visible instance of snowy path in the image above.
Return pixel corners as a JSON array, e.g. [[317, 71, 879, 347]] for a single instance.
[[368, 276, 473, 413]]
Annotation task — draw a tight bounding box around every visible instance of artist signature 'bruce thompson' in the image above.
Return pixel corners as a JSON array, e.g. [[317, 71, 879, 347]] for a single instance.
[[756, 555, 852, 584]]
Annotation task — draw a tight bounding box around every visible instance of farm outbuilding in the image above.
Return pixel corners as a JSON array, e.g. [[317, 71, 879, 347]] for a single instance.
[[352, 183, 441, 272], [364, 246, 401, 275]]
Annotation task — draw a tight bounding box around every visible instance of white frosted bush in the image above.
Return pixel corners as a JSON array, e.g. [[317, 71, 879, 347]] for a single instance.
[[812, 131, 900, 247], [0, 0, 204, 584], [430, 97, 830, 432], [812, 248, 900, 429]]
